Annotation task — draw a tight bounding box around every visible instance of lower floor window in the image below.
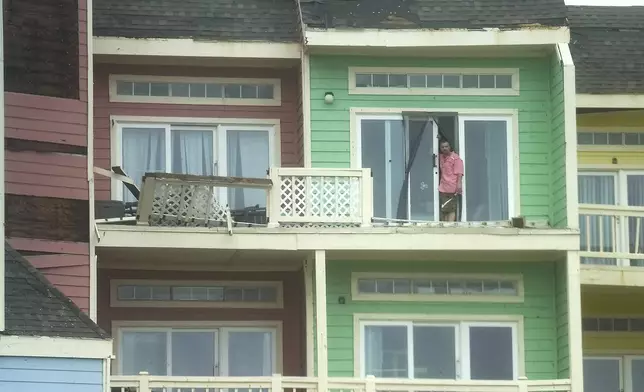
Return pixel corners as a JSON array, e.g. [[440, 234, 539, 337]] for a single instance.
[[118, 327, 276, 377], [361, 320, 518, 380], [584, 356, 644, 392]]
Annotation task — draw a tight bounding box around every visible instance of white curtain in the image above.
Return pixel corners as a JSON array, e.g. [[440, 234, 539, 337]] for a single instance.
[[463, 120, 509, 221], [227, 130, 269, 210], [364, 326, 385, 377], [578, 175, 616, 265], [122, 128, 165, 203], [627, 175, 644, 266], [171, 130, 213, 176]]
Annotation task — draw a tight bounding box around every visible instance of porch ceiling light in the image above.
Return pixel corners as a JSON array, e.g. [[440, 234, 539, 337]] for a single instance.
[[324, 91, 335, 104]]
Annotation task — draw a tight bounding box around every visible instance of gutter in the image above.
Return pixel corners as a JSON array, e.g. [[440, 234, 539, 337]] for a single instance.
[[87, 0, 97, 321]]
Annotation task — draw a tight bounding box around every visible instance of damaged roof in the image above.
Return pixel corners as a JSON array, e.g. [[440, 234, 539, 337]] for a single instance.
[[93, 0, 300, 42], [299, 0, 568, 30], [568, 6, 644, 94], [3, 243, 109, 339]]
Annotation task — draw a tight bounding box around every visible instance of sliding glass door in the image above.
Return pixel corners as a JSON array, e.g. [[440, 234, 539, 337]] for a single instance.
[[359, 116, 439, 221]]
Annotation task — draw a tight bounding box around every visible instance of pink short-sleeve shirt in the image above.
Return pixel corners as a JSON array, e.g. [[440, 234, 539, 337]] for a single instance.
[[438, 152, 464, 194]]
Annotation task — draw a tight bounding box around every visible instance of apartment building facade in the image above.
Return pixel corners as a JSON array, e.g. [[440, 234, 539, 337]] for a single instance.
[[90, 1, 583, 392], [568, 6, 644, 392]]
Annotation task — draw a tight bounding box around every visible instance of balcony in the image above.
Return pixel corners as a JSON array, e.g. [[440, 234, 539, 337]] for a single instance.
[[579, 203, 644, 286], [111, 373, 572, 392]]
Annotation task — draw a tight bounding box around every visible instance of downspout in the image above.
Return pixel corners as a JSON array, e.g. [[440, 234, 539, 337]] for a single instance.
[[0, 0, 5, 332], [87, 0, 97, 321], [294, 0, 311, 168]]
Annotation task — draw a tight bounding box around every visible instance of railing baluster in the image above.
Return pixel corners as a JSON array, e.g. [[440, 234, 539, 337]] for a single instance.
[[584, 215, 591, 252], [612, 215, 617, 253], [599, 217, 604, 252], [636, 216, 642, 254]]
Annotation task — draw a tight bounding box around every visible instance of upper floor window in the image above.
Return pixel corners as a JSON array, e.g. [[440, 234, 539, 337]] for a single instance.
[[112, 119, 278, 217], [349, 68, 519, 96], [359, 318, 519, 380], [584, 356, 644, 392], [578, 131, 644, 146], [109, 75, 281, 106], [353, 111, 517, 223]]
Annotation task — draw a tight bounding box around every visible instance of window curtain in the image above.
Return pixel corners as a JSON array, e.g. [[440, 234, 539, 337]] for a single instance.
[[628, 175, 644, 266], [227, 130, 269, 210], [171, 130, 213, 176], [122, 128, 165, 203], [463, 121, 509, 221], [364, 326, 385, 377], [578, 175, 616, 265]]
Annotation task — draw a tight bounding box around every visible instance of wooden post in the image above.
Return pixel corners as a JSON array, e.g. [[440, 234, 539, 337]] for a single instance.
[[517, 376, 528, 392], [271, 373, 282, 392], [304, 256, 315, 377], [365, 375, 376, 392], [315, 250, 328, 392], [567, 251, 584, 392], [138, 371, 150, 392], [361, 169, 373, 227]]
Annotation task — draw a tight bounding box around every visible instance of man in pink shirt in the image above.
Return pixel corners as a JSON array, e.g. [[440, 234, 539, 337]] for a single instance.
[[438, 139, 464, 222]]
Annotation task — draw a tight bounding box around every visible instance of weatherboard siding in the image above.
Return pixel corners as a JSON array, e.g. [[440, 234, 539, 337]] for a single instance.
[[309, 56, 557, 222], [0, 357, 103, 392], [555, 260, 569, 378], [582, 291, 644, 352], [549, 53, 567, 228], [325, 260, 562, 380]]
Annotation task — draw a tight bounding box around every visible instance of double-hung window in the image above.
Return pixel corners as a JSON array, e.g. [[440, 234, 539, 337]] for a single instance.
[[118, 326, 277, 377], [578, 171, 644, 266], [115, 121, 276, 211], [355, 113, 514, 222], [360, 320, 518, 380]]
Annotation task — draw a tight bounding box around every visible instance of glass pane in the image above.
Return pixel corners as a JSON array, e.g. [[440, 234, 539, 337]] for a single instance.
[[122, 128, 166, 202], [443, 75, 460, 88], [631, 359, 644, 392], [189, 83, 206, 98], [495, 75, 512, 89], [227, 130, 270, 211], [358, 279, 377, 293], [241, 85, 258, 98], [577, 132, 594, 145], [257, 85, 274, 99], [469, 326, 514, 380], [627, 175, 644, 266], [625, 133, 640, 145], [171, 130, 214, 176], [582, 358, 620, 392], [409, 75, 426, 88], [171, 332, 216, 376], [206, 84, 223, 98], [170, 83, 190, 97], [133, 82, 150, 96], [426, 75, 442, 88], [578, 175, 617, 265], [463, 120, 509, 221], [608, 133, 623, 145], [462, 75, 479, 88], [408, 119, 436, 221], [227, 331, 273, 376], [150, 82, 170, 97], [372, 74, 388, 87], [413, 326, 456, 379], [355, 74, 372, 87], [364, 325, 408, 378], [224, 84, 242, 98], [121, 332, 167, 375], [389, 74, 408, 88], [116, 81, 134, 95], [594, 132, 608, 144], [479, 75, 495, 88]]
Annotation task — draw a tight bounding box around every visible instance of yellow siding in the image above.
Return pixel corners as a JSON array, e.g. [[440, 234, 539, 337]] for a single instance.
[[583, 333, 644, 352], [577, 110, 644, 127], [576, 110, 644, 166], [578, 150, 644, 166]]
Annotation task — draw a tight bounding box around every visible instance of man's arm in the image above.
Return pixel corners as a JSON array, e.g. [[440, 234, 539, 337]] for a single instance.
[[454, 157, 464, 194]]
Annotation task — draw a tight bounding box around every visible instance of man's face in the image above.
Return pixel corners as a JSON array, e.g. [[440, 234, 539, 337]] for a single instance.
[[440, 142, 451, 155]]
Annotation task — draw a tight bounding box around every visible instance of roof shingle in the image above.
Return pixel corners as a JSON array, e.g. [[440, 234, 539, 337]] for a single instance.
[[299, 0, 568, 30], [568, 6, 644, 94], [4, 243, 109, 339], [93, 0, 300, 42]]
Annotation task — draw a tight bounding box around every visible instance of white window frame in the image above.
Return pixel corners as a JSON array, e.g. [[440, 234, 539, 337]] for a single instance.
[[348, 67, 520, 96], [110, 116, 280, 201], [109, 74, 282, 106], [351, 109, 520, 221], [357, 316, 520, 380], [114, 321, 281, 376], [577, 126, 644, 152], [582, 355, 644, 392], [578, 169, 644, 266], [351, 272, 524, 303]]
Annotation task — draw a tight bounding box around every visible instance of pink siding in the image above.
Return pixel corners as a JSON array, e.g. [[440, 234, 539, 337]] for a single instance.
[[26, 253, 90, 311], [5, 92, 88, 146], [7, 237, 90, 255], [5, 150, 88, 199], [93, 64, 302, 200]]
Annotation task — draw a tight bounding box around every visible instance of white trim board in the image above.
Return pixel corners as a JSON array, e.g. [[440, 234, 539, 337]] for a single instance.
[[93, 37, 302, 59], [305, 27, 569, 48], [0, 336, 113, 359], [577, 94, 644, 109]]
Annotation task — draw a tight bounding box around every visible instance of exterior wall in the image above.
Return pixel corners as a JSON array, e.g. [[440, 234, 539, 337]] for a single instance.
[[98, 268, 306, 376], [555, 260, 570, 377], [549, 53, 567, 228], [308, 55, 560, 223], [3, 0, 90, 312], [582, 290, 644, 352], [576, 110, 644, 166], [0, 357, 103, 392], [93, 63, 302, 200], [325, 260, 563, 380]]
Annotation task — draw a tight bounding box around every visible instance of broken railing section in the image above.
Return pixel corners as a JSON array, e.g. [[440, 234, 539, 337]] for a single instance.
[[137, 173, 272, 232]]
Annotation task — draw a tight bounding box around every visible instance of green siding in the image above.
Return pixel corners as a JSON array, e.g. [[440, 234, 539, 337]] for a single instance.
[[309, 56, 560, 222], [555, 260, 570, 378], [325, 260, 560, 380], [549, 53, 568, 228]]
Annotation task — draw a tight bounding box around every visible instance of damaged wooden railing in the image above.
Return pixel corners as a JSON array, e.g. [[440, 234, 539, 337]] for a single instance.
[[579, 203, 644, 266], [111, 373, 572, 392]]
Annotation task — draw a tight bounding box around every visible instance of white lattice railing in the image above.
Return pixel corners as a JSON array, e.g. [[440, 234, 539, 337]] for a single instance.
[[579, 203, 644, 266], [267, 168, 373, 228], [111, 373, 572, 392]]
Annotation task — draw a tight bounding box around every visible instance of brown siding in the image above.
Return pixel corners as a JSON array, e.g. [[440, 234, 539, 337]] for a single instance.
[[98, 269, 306, 376], [93, 64, 302, 200], [295, 66, 305, 166], [79, 0, 88, 102], [27, 253, 90, 312]]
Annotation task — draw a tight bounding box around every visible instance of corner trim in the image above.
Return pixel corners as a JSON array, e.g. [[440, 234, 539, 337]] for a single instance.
[[0, 336, 112, 359], [577, 94, 644, 109]]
